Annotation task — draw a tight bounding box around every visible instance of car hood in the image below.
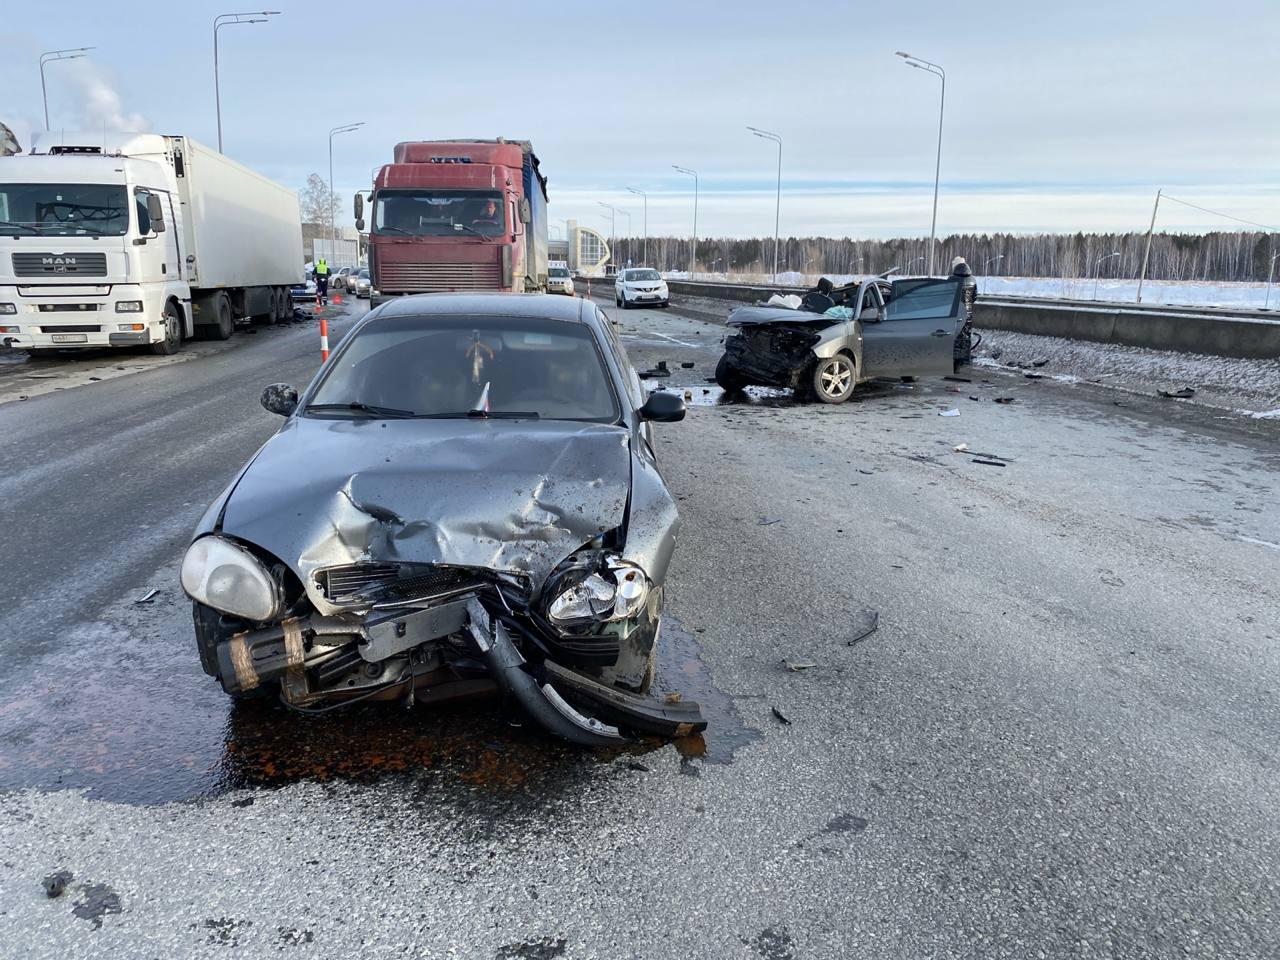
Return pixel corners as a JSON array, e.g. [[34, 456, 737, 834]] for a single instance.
[[726, 305, 839, 328], [216, 416, 633, 612]]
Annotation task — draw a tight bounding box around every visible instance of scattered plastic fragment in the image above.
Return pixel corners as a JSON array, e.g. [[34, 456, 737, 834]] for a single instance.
[[848, 610, 880, 646], [758, 517, 782, 526], [1158, 387, 1195, 399], [939, 408, 960, 417], [953, 443, 969, 452], [664, 692, 683, 704], [681, 361, 695, 368], [993, 397, 1016, 404], [972, 458, 1007, 467], [1024, 372, 1044, 380], [134, 588, 159, 604], [783, 659, 818, 672], [943, 375, 971, 383], [771, 706, 792, 725]]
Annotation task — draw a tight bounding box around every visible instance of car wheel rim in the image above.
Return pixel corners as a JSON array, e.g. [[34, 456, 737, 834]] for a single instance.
[[821, 361, 851, 398]]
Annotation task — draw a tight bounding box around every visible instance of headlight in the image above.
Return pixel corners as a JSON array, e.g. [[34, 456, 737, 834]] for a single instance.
[[115, 301, 143, 313], [181, 535, 283, 622], [0, 303, 16, 315], [544, 552, 650, 628]]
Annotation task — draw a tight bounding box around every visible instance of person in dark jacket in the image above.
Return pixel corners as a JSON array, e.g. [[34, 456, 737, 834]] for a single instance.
[[800, 276, 835, 313], [950, 257, 978, 367]]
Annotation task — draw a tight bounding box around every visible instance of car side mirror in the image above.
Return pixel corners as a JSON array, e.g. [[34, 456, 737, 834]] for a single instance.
[[354, 193, 365, 232], [639, 390, 686, 423], [260, 382, 298, 417], [146, 194, 166, 232]]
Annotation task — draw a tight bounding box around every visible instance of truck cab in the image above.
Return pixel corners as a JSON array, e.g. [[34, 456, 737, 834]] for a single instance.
[[0, 136, 190, 355], [359, 139, 548, 303]]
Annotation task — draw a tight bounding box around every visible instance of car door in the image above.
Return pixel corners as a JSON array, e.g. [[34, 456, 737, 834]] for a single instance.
[[860, 277, 961, 379]]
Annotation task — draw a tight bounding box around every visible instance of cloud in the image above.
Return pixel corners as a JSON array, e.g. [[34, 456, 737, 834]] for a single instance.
[[69, 62, 148, 133]]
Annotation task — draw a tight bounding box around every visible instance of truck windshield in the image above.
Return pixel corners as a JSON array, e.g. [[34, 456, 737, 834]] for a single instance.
[[374, 190, 506, 237], [0, 183, 129, 236], [307, 314, 620, 422]]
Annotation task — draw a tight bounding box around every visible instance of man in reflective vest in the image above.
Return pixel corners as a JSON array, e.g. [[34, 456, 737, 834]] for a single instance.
[[314, 258, 330, 305]]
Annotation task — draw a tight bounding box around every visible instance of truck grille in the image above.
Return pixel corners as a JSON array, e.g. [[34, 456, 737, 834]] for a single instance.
[[317, 563, 486, 605], [38, 324, 100, 333], [12, 252, 108, 277], [379, 261, 502, 292]]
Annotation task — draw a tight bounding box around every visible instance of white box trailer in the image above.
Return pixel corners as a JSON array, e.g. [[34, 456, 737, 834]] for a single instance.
[[0, 132, 303, 355]]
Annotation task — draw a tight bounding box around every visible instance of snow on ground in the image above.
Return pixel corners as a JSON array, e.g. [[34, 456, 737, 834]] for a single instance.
[[973, 330, 1280, 418], [663, 271, 1279, 311]]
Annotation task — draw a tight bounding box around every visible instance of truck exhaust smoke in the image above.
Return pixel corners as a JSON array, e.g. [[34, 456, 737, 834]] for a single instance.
[[73, 64, 149, 133]]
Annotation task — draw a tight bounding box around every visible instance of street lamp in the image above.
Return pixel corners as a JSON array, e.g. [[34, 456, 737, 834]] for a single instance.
[[747, 126, 783, 282], [1266, 252, 1280, 310], [214, 11, 279, 152], [983, 255, 1004, 272], [328, 122, 364, 262], [896, 51, 945, 275], [626, 187, 648, 264], [39, 48, 95, 131], [1092, 251, 1120, 301], [849, 256, 864, 276], [907, 256, 925, 272], [597, 202, 617, 267], [672, 165, 698, 278]]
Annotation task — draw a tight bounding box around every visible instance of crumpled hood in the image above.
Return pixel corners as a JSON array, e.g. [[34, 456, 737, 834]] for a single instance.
[[216, 417, 633, 612], [727, 305, 839, 328]]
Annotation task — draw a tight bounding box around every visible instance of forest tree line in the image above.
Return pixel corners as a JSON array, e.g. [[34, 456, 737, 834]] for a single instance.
[[604, 230, 1280, 281]]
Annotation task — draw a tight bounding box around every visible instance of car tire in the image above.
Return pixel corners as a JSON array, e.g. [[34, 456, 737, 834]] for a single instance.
[[811, 354, 856, 403], [660, 301, 669, 308], [149, 301, 183, 356], [715, 355, 748, 392], [615, 294, 622, 307]]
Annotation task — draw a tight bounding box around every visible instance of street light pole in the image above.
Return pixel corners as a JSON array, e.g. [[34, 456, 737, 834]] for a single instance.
[[214, 11, 279, 153], [1092, 251, 1120, 301], [328, 122, 364, 264], [1266, 252, 1280, 310], [673, 165, 698, 278], [39, 47, 95, 131], [626, 187, 648, 264], [896, 52, 945, 275], [747, 126, 782, 282]]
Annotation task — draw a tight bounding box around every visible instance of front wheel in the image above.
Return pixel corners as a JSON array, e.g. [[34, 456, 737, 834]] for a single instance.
[[811, 355, 855, 403], [149, 302, 182, 356], [715, 355, 747, 391]]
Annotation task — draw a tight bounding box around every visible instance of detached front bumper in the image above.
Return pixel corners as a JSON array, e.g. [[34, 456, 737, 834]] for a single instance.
[[200, 590, 705, 743]]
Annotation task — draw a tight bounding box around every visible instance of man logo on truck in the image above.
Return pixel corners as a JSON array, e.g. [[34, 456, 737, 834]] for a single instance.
[[42, 256, 77, 266]]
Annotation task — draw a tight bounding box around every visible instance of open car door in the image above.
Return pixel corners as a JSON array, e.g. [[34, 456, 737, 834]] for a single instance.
[[861, 278, 962, 379]]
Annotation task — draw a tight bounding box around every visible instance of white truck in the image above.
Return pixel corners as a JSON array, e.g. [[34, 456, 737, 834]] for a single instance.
[[0, 132, 303, 356]]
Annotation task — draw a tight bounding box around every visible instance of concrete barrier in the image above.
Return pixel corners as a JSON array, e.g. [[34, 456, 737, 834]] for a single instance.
[[576, 277, 1280, 360]]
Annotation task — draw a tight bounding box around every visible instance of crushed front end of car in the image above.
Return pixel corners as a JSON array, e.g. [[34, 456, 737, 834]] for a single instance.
[[181, 421, 704, 745], [715, 306, 844, 393]]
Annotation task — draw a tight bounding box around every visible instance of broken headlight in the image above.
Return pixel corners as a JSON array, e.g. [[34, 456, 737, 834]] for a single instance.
[[181, 535, 284, 622], [543, 554, 649, 630]]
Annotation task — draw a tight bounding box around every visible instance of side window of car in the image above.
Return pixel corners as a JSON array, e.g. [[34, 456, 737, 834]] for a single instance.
[[884, 279, 961, 321], [598, 308, 644, 408], [134, 189, 152, 234]]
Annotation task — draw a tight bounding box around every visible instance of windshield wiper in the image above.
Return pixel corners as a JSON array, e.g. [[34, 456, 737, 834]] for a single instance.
[[305, 401, 416, 418], [0, 220, 39, 235], [452, 222, 493, 242], [376, 225, 412, 235], [412, 410, 540, 420]]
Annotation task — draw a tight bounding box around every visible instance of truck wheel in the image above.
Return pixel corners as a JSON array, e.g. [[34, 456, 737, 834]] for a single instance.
[[810, 354, 855, 403], [277, 288, 291, 322], [213, 294, 234, 340], [149, 302, 183, 356]]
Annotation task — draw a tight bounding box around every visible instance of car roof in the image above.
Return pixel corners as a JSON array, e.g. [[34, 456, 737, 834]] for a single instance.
[[366, 292, 591, 325]]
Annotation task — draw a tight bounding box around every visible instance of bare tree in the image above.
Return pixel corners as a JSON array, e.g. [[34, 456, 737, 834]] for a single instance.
[[300, 173, 340, 232]]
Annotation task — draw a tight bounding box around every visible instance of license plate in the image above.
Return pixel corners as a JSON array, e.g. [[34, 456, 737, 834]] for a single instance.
[[51, 333, 88, 343]]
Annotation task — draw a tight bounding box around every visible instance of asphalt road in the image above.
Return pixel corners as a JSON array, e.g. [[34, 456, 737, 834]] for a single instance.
[[0, 292, 1277, 959]]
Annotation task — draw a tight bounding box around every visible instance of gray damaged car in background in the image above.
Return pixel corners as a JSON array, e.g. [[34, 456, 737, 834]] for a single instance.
[[715, 277, 970, 403], [181, 294, 705, 745]]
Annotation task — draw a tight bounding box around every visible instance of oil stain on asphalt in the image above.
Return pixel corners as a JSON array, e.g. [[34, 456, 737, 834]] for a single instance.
[[0, 605, 755, 805]]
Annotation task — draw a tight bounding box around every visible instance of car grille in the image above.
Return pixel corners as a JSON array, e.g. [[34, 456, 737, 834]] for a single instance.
[[12, 252, 108, 277], [378, 261, 503, 292], [317, 562, 487, 605]]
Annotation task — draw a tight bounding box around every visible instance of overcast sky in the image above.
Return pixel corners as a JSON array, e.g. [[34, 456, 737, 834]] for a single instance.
[[3, 0, 1277, 240]]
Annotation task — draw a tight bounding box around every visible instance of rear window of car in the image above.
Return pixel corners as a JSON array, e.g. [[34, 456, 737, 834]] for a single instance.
[[307, 313, 620, 422]]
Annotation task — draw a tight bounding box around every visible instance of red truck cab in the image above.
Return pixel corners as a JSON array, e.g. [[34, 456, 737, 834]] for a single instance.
[[357, 139, 548, 303]]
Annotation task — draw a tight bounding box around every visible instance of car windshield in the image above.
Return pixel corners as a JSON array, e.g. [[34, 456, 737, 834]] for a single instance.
[[307, 313, 620, 422], [626, 269, 660, 282], [0, 183, 129, 236], [358, 269, 369, 278], [549, 267, 569, 278], [374, 190, 506, 237]]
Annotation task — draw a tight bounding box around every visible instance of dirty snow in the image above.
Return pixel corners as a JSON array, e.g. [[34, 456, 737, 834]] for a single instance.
[[974, 330, 1280, 417]]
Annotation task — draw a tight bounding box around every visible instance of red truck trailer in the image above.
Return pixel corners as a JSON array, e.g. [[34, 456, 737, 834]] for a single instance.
[[356, 139, 548, 304]]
